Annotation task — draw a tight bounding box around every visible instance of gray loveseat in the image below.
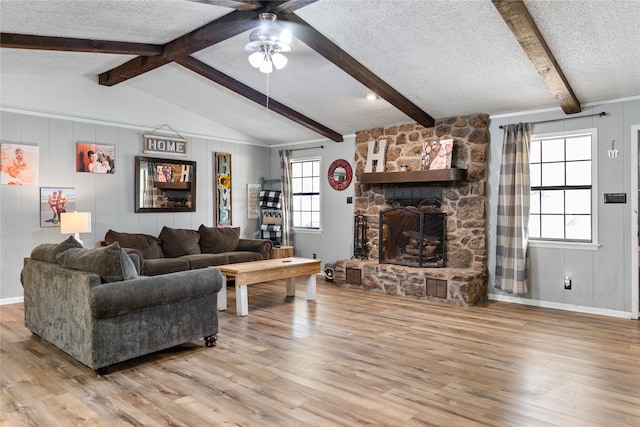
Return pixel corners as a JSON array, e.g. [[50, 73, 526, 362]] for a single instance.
[[105, 225, 272, 276], [21, 236, 223, 373]]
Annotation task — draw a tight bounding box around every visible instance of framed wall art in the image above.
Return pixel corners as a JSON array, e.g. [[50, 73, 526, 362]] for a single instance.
[[134, 156, 196, 213], [40, 187, 75, 227], [247, 183, 261, 219], [1, 142, 39, 186], [76, 142, 115, 174], [215, 152, 232, 226], [421, 139, 453, 171]]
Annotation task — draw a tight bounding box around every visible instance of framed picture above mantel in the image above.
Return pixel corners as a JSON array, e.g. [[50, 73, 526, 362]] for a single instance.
[[134, 156, 196, 213]]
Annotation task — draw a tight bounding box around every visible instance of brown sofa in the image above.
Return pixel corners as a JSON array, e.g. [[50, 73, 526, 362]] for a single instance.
[[104, 225, 272, 276]]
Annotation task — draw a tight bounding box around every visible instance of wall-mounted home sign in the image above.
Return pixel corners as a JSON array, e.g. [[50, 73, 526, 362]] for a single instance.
[[143, 135, 188, 156]]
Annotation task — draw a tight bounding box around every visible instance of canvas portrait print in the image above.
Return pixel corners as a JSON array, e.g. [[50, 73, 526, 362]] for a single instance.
[[420, 139, 453, 171], [76, 142, 115, 174], [0, 143, 39, 185], [40, 187, 76, 227]]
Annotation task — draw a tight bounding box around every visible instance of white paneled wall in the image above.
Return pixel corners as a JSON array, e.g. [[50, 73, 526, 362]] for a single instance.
[[488, 99, 640, 316], [0, 111, 271, 301]]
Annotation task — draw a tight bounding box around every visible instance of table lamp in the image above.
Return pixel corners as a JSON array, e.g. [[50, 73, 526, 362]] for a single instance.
[[60, 211, 92, 246]]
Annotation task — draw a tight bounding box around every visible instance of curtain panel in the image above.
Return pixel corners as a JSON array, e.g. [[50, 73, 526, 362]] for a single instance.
[[495, 122, 531, 294], [279, 150, 295, 247]]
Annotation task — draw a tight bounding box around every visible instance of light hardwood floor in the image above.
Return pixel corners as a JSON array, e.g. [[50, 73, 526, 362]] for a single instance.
[[1, 279, 639, 426]]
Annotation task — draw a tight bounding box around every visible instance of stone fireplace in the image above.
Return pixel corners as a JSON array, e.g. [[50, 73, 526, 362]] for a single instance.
[[334, 114, 489, 306]]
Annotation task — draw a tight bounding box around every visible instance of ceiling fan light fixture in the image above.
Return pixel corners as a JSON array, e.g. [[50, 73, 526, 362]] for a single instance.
[[248, 51, 265, 68], [245, 13, 291, 74], [271, 53, 288, 70], [259, 59, 273, 74]]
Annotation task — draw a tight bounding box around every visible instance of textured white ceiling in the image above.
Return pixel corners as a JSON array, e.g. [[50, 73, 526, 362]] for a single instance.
[[1, 0, 639, 145]]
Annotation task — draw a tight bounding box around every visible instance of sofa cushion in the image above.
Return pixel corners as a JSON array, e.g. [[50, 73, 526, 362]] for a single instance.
[[104, 230, 164, 259], [55, 241, 138, 283], [159, 226, 201, 258], [182, 253, 230, 270], [30, 235, 83, 264], [225, 251, 264, 264], [198, 225, 240, 254], [142, 257, 191, 276]]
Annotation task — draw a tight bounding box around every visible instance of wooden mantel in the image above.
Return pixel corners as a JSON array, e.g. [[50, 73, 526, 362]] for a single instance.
[[357, 169, 467, 185]]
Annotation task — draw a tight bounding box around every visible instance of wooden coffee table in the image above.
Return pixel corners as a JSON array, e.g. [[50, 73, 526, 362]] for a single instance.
[[216, 257, 321, 316]]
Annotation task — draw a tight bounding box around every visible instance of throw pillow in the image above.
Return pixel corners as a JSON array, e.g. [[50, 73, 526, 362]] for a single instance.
[[198, 225, 240, 254], [55, 241, 138, 283], [31, 235, 83, 264], [104, 230, 164, 259], [159, 226, 201, 258]]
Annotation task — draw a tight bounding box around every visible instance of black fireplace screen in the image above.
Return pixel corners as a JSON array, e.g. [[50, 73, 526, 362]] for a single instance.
[[379, 207, 446, 268]]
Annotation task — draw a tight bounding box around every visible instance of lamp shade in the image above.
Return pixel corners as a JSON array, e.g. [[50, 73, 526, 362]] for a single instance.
[[60, 211, 91, 246], [60, 211, 92, 234]]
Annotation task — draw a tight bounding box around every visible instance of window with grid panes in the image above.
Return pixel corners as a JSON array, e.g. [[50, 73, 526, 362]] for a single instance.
[[292, 158, 321, 229], [529, 130, 596, 242]]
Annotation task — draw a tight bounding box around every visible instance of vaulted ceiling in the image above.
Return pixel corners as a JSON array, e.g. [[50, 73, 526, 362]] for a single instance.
[[1, 0, 639, 145]]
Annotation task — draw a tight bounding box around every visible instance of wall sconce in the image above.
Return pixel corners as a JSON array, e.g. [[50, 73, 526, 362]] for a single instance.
[[60, 211, 92, 246], [607, 140, 619, 159]]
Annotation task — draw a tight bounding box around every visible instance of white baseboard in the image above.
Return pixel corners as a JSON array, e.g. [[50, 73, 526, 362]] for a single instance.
[[488, 294, 634, 319], [0, 296, 24, 306]]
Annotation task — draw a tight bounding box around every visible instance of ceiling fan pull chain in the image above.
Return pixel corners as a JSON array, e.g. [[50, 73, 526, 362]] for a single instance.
[[266, 71, 270, 119]]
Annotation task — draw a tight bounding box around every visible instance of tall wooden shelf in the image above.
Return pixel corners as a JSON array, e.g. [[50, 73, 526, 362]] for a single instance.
[[357, 169, 467, 185]]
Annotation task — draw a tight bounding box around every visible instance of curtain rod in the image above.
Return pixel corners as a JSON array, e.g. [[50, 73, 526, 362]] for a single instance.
[[498, 112, 607, 129], [289, 145, 324, 152]]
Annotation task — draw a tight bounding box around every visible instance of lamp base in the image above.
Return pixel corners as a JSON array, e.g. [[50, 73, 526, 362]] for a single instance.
[[74, 233, 84, 247]]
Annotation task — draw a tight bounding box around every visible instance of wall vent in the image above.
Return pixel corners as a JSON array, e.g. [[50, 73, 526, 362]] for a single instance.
[[346, 267, 362, 286], [426, 277, 447, 299]]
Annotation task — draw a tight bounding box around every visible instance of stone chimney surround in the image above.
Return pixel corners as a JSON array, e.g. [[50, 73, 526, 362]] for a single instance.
[[333, 114, 490, 306]]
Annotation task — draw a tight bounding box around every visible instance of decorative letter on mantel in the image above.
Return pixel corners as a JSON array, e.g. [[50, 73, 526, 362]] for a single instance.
[[364, 139, 387, 173]]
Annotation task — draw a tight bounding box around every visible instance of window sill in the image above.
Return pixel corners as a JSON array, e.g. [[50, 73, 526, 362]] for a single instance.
[[294, 228, 322, 235], [529, 240, 599, 251]]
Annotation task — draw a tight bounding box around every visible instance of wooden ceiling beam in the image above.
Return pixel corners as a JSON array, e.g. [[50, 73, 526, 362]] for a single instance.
[[279, 13, 435, 129], [177, 56, 343, 142], [99, 9, 258, 86], [0, 33, 162, 56], [99, 0, 318, 86], [186, 0, 264, 10], [492, 0, 580, 114]]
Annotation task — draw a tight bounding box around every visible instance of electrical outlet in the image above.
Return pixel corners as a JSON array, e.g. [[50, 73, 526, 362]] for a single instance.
[[564, 277, 571, 290], [313, 253, 316, 259]]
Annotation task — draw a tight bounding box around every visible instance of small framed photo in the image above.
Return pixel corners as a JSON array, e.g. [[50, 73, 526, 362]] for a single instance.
[[40, 187, 76, 228], [1, 142, 39, 185], [76, 142, 115, 174], [420, 139, 454, 170]]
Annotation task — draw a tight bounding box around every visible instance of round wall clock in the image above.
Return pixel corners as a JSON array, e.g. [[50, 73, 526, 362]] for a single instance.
[[327, 159, 353, 191]]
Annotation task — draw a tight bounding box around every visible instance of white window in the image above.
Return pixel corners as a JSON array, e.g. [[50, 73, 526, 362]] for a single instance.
[[529, 129, 598, 247], [291, 158, 321, 230]]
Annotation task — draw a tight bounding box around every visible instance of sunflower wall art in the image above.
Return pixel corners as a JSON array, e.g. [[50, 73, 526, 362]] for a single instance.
[[215, 152, 232, 226]]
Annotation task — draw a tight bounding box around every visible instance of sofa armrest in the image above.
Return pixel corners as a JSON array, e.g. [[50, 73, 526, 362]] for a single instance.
[[91, 267, 223, 319], [237, 238, 272, 259]]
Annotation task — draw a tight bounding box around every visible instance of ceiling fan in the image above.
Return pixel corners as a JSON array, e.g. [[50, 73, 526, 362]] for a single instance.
[[244, 12, 292, 73]]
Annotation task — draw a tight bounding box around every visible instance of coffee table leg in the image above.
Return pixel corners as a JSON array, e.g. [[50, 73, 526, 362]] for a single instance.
[[306, 274, 316, 300], [286, 277, 296, 296], [218, 275, 227, 311], [236, 284, 249, 316]]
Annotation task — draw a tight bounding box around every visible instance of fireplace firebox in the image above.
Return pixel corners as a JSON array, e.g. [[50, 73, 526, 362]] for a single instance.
[[379, 207, 446, 268]]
